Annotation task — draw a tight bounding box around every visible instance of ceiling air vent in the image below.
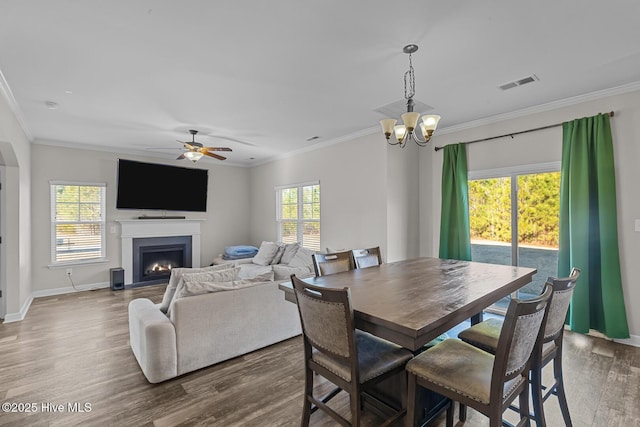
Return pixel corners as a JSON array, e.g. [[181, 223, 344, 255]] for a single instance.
[[498, 74, 539, 91]]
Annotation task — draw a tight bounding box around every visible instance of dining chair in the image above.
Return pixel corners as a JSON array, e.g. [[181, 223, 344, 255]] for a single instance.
[[351, 247, 382, 269], [405, 284, 553, 427], [312, 251, 355, 277], [291, 274, 413, 427], [457, 268, 580, 427]]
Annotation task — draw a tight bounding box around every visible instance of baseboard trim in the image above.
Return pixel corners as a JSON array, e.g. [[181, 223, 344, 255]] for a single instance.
[[3, 295, 34, 323], [579, 328, 640, 348], [614, 335, 640, 348], [2, 282, 110, 323], [31, 281, 110, 298]]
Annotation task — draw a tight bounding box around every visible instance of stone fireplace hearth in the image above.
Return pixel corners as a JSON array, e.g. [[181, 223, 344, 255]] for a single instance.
[[117, 219, 203, 286]]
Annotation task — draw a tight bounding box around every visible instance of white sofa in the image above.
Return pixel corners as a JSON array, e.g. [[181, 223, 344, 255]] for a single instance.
[[128, 277, 301, 383], [214, 241, 316, 281]]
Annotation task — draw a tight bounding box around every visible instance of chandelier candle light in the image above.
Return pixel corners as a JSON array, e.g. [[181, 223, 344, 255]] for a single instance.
[[380, 44, 440, 147]]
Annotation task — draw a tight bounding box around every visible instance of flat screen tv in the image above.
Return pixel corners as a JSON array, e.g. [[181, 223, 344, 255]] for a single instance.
[[116, 159, 208, 212]]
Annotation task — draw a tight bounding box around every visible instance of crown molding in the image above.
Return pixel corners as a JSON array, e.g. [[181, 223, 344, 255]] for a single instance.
[[437, 81, 640, 135], [0, 68, 33, 141], [24, 79, 640, 168]]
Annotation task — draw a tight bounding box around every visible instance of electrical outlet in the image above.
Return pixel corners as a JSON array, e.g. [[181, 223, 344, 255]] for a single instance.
[[66, 268, 73, 276]]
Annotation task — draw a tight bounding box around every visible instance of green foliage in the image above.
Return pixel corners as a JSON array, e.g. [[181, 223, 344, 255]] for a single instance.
[[469, 172, 560, 248]]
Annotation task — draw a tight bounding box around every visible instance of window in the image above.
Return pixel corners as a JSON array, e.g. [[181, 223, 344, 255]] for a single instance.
[[51, 182, 106, 264], [276, 182, 320, 251], [468, 163, 560, 312]]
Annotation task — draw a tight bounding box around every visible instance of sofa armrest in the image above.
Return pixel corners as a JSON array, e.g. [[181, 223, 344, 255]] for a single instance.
[[128, 298, 177, 383]]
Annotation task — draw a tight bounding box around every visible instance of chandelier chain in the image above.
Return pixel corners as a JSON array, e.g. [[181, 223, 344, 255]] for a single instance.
[[404, 52, 416, 100]]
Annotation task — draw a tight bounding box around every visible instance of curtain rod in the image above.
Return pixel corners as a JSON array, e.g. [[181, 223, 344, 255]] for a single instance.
[[433, 111, 614, 152]]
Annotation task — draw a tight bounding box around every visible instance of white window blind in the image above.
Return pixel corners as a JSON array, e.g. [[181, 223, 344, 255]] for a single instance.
[[50, 182, 106, 264], [276, 182, 320, 251]]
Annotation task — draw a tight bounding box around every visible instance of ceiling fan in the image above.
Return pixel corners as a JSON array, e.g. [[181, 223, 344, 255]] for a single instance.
[[176, 129, 232, 162]]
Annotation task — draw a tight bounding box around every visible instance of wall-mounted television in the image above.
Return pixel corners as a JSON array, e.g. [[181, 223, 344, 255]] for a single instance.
[[116, 159, 208, 212]]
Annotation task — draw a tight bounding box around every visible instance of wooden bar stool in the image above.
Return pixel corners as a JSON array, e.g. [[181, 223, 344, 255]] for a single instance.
[[312, 251, 355, 276], [458, 268, 580, 426], [291, 275, 412, 426], [352, 247, 382, 269], [405, 284, 553, 427]]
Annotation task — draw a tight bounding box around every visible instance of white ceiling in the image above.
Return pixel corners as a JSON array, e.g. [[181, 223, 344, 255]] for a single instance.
[[1, 1, 640, 166]]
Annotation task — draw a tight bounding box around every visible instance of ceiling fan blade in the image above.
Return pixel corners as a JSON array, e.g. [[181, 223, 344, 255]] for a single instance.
[[203, 146, 232, 152], [177, 140, 195, 148], [203, 151, 227, 161], [207, 135, 257, 147]]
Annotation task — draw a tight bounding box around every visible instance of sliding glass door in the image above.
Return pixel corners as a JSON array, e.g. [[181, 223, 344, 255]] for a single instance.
[[468, 165, 560, 312]]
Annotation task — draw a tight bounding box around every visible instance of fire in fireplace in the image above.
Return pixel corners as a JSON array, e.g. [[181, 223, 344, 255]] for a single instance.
[[132, 236, 192, 286]]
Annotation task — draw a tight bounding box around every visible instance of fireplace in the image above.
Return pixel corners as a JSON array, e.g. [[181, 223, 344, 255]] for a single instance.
[[132, 236, 192, 285], [117, 219, 203, 286]]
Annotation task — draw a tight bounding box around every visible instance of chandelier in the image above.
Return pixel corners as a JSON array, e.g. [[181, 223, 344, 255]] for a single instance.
[[379, 44, 440, 147]]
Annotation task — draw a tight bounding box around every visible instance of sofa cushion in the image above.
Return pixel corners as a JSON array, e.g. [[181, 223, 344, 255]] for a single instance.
[[270, 243, 286, 265], [288, 246, 315, 268], [253, 241, 280, 266], [177, 272, 275, 298], [237, 263, 274, 280], [159, 263, 234, 313], [280, 242, 300, 265], [273, 264, 313, 280], [167, 267, 240, 317]]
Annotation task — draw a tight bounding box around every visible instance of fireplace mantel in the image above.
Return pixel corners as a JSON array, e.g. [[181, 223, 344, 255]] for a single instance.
[[117, 219, 203, 285]]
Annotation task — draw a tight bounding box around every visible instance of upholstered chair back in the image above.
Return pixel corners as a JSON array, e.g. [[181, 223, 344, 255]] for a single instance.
[[494, 284, 553, 384], [352, 247, 382, 269], [312, 251, 355, 277], [544, 268, 580, 341], [292, 277, 355, 359]]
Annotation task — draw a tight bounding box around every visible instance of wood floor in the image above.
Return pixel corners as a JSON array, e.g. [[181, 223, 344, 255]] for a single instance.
[[0, 285, 638, 427]]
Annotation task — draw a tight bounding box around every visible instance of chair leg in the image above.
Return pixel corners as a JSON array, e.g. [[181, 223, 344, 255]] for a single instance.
[[553, 354, 573, 427], [350, 387, 361, 427], [530, 363, 546, 427], [405, 373, 418, 427], [518, 387, 531, 427], [459, 402, 467, 421], [301, 367, 313, 427], [446, 402, 454, 427]]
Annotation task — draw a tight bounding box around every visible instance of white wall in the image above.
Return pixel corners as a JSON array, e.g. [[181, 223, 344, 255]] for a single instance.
[[386, 141, 421, 262], [249, 134, 391, 258], [0, 88, 32, 322], [30, 144, 251, 293], [421, 89, 640, 342]]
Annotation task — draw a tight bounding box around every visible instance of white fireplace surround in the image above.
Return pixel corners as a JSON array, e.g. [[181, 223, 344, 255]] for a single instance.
[[117, 219, 203, 285]]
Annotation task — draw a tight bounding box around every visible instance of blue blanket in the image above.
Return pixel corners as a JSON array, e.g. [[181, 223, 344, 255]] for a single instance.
[[224, 245, 259, 257]]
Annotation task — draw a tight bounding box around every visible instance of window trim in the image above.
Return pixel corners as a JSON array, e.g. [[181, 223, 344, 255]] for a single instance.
[[50, 181, 107, 266], [275, 180, 320, 250]]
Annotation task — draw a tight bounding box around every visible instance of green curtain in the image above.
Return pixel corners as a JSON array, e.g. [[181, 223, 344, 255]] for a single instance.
[[559, 113, 629, 338], [439, 143, 471, 261]]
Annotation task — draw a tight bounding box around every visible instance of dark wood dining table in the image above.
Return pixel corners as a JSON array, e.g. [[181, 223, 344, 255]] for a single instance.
[[278, 256, 537, 424], [278, 256, 537, 352]]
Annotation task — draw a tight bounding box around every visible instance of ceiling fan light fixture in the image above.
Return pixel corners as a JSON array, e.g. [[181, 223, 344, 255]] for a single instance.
[[175, 129, 232, 162], [184, 151, 204, 163]]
